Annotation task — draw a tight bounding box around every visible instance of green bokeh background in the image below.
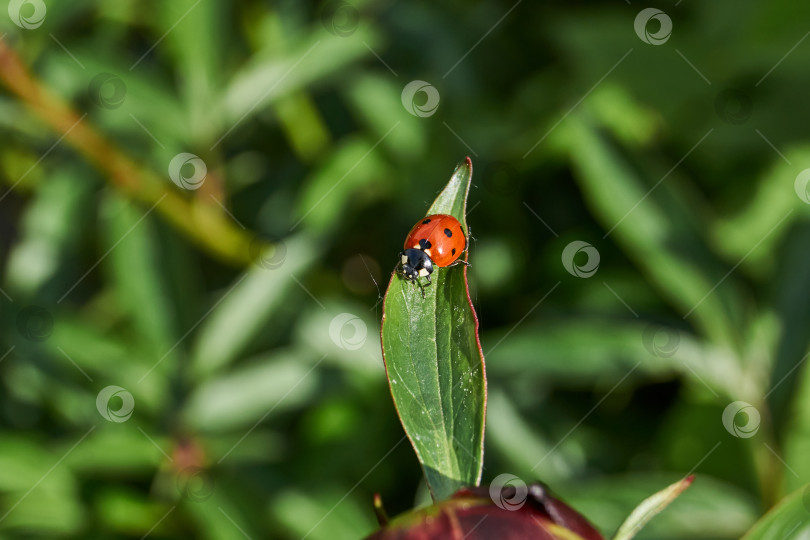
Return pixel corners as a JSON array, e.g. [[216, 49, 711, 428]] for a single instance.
[[1, 1, 809, 538]]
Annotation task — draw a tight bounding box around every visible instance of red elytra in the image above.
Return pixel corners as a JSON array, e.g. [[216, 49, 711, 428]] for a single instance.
[[403, 214, 466, 267]]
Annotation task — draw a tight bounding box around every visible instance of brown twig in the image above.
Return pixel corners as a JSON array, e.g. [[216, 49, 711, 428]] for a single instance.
[[0, 40, 261, 266]]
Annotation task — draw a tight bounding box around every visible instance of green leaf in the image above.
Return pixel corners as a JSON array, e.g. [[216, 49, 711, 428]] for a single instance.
[[774, 227, 810, 492], [485, 319, 743, 399], [294, 136, 391, 234], [102, 192, 177, 360], [567, 116, 743, 351], [612, 476, 693, 540], [0, 436, 84, 535], [162, 0, 224, 145], [272, 488, 377, 540], [94, 488, 173, 536], [183, 350, 320, 431], [4, 167, 93, 297], [486, 390, 575, 484], [184, 489, 262, 540], [380, 158, 486, 500], [742, 484, 810, 539], [345, 73, 427, 159], [65, 429, 165, 473], [189, 234, 318, 380], [222, 29, 379, 131], [562, 474, 757, 539], [784, 357, 810, 492], [712, 145, 810, 272]]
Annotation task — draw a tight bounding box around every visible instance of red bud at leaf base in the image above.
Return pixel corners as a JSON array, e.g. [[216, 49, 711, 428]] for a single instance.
[[365, 484, 603, 540]]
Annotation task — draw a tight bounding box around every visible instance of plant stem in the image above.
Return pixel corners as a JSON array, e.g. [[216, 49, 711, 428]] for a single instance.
[[0, 40, 261, 266]]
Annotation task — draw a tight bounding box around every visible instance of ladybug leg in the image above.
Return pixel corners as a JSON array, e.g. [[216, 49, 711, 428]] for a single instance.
[[416, 279, 428, 298], [418, 276, 433, 298], [447, 259, 471, 268]]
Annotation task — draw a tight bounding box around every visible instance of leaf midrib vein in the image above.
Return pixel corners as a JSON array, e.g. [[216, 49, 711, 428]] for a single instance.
[[398, 282, 455, 476]]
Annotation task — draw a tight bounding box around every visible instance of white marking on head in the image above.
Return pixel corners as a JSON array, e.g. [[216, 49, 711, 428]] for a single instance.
[[418, 268, 429, 277], [401, 255, 408, 264], [424, 249, 432, 257]]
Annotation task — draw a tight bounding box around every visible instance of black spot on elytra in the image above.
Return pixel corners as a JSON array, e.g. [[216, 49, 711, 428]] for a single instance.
[[444, 228, 452, 238], [422, 219, 431, 224], [452, 248, 456, 255], [419, 239, 432, 250]]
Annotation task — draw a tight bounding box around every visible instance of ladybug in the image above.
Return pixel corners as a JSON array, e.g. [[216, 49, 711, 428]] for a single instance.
[[399, 213, 468, 295]]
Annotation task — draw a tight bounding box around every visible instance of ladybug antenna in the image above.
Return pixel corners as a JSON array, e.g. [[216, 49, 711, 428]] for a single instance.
[[359, 254, 381, 295], [359, 254, 384, 314]]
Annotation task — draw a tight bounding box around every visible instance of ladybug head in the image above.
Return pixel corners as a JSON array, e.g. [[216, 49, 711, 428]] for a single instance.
[[400, 248, 433, 282]]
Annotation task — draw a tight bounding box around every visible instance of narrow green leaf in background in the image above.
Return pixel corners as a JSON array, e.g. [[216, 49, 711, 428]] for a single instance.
[[189, 234, 318, 380], [741, 484, 810, 539], [380, 157, 487, 500], [566, 115, 741, 351], [611, 476, 693, 540], [565, 474, 757, 539]]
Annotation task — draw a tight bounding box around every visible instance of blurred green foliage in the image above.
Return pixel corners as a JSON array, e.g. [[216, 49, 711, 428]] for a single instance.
[[1, 0, 810, 538]]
